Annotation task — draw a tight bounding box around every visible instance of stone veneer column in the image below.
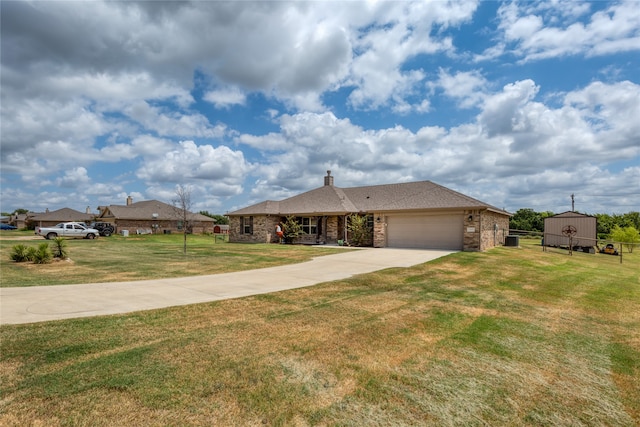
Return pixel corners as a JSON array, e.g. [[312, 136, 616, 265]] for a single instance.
[[373, 214, 386, 247], [463, 210, 480, 251]]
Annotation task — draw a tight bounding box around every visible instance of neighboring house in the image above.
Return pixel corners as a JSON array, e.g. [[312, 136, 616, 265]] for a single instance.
[[543, 211, 597, 249], [97, 197, 215, 235], [29, 207, 94, 228], [11, 213, 32, 229], [227, 171, 511, 251]]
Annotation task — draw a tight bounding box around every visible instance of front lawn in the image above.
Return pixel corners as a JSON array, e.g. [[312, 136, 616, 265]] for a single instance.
[[1, 241, 638, 425], [0, 233, 346, 287]]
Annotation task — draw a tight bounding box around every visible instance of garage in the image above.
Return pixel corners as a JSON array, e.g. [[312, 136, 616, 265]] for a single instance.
[[387, 214, 464, 250]]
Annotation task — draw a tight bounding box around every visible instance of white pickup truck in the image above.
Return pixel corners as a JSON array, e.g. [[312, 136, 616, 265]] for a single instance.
[[35, 222, 100, 240]]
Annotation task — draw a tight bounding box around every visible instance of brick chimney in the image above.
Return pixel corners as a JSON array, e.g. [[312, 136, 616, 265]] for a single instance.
[[324, 170, 334, 186], [126, 195, 133, 206]]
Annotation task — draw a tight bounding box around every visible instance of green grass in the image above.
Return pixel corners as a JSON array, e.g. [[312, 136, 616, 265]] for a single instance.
[[0, 240, 638, 426], [0, 232, 346, 287]]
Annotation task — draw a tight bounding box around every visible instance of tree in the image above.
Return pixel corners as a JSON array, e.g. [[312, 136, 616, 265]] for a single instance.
[[509, 208, 547, 232], [610, 225, 640, 253], [173, 184, 192, 255], [622, 211, 640, 230], [200, 211, 229, 225], [347, 214, 371, 246]]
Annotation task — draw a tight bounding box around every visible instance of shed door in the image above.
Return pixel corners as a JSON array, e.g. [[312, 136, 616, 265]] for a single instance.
[[387, 214, 463, 250]]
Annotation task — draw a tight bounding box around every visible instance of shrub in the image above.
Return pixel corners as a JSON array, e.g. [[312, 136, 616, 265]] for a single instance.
[[282, 215, 303, 244], [51, 237, 68, 259], [10, 244, 32, 262], [31, 243, 53, 264], [347, 214, 372, 247]]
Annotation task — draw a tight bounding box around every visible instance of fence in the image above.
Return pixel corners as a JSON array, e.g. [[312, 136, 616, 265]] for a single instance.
[[542, 231, 624, 263]]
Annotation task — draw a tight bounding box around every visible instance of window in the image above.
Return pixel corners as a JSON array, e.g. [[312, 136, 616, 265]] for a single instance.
[[240, 216, 253, 234], [298, 217, 317, 235]]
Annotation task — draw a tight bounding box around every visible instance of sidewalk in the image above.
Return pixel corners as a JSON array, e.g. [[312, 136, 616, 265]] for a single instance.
[[0, 248, 454, 325]]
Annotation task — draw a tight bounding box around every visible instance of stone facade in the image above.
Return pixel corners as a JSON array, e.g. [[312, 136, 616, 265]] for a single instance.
[[462, 209, 509, 251], [115, 219, 214, 235], [479, 210, 510, 251], [229, 215, 280, 243], [229, 215, 349, 245]]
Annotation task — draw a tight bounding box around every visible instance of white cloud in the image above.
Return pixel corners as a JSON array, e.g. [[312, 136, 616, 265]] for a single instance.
[[479, 80, 540, 136], [433, 68, 489, 108], [489, 1, 640, 62], [123, 101, 226, 139], [203, 87, 246, 109], [136, 141, 251, 189], [55, 167, 91, 188]]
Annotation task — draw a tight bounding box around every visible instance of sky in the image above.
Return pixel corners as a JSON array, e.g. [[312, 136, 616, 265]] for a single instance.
[[1, 0, 639, 217]]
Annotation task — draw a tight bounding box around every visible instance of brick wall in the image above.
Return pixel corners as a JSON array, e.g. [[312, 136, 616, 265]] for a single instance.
[[462, 209, 509, 251], [115, 220, 214, 235], [480, 210, 509, 251], [229, 215, 281, 243]]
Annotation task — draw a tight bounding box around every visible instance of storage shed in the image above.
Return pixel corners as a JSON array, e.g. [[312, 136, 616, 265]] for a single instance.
[[543, 212, 597, 249]]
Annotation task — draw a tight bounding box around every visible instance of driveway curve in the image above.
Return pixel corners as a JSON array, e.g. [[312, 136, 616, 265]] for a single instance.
[[1, 248, 454, 325]]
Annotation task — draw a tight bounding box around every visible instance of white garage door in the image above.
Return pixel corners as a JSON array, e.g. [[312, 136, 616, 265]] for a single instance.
[[387, 214, 463, 250]]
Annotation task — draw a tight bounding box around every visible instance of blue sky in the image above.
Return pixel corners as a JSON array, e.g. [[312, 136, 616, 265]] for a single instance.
[[1, 0, 639, 216]]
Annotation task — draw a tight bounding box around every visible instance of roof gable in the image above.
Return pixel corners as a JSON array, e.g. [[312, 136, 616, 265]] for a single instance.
[[547, 211, 595, 219], [279, 185, 358, 214]]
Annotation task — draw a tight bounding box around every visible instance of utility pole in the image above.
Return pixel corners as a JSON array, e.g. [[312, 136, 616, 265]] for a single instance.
[[571, 193, 575, 212]]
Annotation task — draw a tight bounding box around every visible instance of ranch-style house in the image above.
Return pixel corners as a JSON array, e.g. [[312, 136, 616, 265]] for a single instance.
[[227, 172, 511, 251]]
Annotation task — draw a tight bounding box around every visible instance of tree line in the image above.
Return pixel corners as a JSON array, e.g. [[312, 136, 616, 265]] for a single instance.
[[509, 209, 640, 236], [510, 209, 640, 252]]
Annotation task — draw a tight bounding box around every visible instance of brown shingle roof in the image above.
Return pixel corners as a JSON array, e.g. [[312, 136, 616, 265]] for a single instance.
[[102, 200, 214, 222], [29, 208, 93, 222], [228, 180, 509, 216]]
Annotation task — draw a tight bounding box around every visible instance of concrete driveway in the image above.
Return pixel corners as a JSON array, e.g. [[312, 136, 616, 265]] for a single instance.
[[0, 248, 454, 325]]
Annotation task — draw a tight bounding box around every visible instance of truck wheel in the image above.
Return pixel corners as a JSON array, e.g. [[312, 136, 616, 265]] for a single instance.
[[46, 233, 57, 240], [86, 233, 96, 239], [103, 230, 112, 237]]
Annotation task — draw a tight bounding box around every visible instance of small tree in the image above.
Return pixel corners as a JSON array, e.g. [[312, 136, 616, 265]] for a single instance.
[[610, 225, 640, 253], [347, 214, 372, 247], [282, 215, 303, 244], [173, 184, 193, 255]]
